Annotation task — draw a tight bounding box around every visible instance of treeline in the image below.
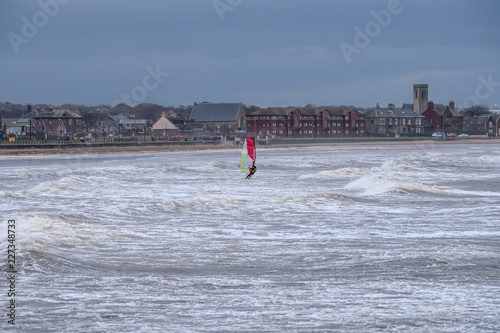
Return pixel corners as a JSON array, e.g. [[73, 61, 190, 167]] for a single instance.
[[1, 100, 492, 121], [1, 101, 270, 122]]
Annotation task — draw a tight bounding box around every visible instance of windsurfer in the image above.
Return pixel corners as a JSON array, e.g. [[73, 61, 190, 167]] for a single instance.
[[246, 166, 257, 179]]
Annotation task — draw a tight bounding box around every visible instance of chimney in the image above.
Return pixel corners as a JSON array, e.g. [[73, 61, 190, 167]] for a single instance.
[[388, 103, 395, 111], [428, 101, 434, 109], [449, 101, 455, 109]]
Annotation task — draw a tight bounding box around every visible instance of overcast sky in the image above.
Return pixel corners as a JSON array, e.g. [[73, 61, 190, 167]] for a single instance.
[[1, 0, 499, 109]]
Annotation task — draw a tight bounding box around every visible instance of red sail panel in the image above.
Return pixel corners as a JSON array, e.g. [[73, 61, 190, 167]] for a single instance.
[[238, 137, 257, 175], [246, 138, 256, 167]]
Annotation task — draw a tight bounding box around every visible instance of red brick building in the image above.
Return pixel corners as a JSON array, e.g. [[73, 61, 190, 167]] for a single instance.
[[245, 107, 294, 137], [442, 101, 463, 133], [26, 106, 85, 139], [422, 101, 442, 133], [316, 107, 365, 137], [245, 106, 365, 138], [422, 101, 462, 134]]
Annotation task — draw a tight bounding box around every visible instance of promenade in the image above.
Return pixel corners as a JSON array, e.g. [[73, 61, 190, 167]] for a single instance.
[[1, 137, 498, 156]]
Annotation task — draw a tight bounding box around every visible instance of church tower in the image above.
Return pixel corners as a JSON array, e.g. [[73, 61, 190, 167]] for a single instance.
[[413, 84, 428, 114]]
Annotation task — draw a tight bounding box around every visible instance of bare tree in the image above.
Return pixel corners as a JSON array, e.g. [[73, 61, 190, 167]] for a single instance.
[[463, 104, 490, 116]]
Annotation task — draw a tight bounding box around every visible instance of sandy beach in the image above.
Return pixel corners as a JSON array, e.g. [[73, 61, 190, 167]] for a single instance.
[[0, 138, 499, 156]]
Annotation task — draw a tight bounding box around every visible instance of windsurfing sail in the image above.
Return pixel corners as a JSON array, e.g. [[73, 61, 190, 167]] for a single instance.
[[238, 137, 256, 176]]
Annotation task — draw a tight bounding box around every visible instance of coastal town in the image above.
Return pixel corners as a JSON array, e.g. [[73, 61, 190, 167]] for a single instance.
[[1, 84, 499, 146]]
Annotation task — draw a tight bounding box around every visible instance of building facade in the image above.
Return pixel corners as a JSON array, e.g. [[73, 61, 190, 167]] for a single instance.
[[25, 106, 85, 139], [365, 103, 424, 136], [246, 106, 365, 138]]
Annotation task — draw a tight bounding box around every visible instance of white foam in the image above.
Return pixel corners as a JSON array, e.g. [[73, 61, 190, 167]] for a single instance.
[[344, 174, 427, 196], [299, 167, 368, 180]]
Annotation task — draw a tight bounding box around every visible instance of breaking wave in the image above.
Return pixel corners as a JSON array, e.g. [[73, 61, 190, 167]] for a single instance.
[[344, 174, 435, 196], [299, 167, 368, 180], [378, 158, 428, 172]]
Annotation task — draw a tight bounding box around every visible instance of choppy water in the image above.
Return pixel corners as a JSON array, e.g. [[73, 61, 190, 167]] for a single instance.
[[1, 143, 499, 332]]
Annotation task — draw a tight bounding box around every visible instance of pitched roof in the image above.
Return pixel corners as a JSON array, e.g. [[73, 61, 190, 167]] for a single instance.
[[446, 106, 462, 117], [475, 114, 492, 125], [402, 102, 414, 111], [152, 112, 177, 130], [3, 118, 24, 127], [315, 106, 350, 116], [365, 103, 423, 118], [110, 114, 150, 125], [25, 108, 82, 119], [254, 106, 354, 117], [395, 107, 421, 117], [253, 107, 296, 116], [190, 102, 242, 122]]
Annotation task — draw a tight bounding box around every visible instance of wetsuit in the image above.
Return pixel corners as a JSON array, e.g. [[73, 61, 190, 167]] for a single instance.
[[246, 166, 257, 179]]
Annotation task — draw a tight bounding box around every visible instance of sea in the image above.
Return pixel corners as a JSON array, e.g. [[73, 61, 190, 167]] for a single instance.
[[1, 143, 499, 332]]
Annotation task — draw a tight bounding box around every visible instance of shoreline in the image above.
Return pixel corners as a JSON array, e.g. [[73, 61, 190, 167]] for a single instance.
[[0, 139, 499, 156]]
